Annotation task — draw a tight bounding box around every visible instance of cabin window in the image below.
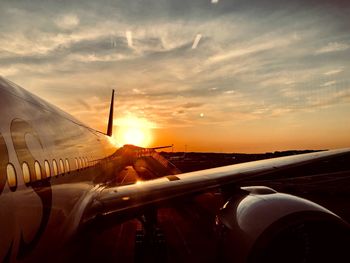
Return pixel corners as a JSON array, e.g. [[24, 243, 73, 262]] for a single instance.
[[7, 163, 17, 189], [75, 158, 79, 170], [59, 159, 65, 174], [22, 162, 31, 183], [79, 157, 83, 169], [34, 161, 42, 180], [65, 159, 70, 173], [52, 160, 58, 176], [44, 160, 51, 178]]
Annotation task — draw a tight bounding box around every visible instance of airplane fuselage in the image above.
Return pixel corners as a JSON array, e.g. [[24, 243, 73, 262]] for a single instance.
[[0, 77, 124, 262]]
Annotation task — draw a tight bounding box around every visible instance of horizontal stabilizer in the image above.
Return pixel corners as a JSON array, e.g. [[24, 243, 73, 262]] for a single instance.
[[150, 145, 173, 150]]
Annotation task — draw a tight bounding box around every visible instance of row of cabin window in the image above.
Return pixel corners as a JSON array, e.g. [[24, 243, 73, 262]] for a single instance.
[[6, 157, 99, 190]]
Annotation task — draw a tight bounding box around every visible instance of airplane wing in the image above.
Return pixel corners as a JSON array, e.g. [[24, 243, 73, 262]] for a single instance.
[[81, 148, 350, 227]]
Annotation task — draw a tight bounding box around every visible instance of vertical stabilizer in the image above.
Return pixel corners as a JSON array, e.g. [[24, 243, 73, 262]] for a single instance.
[[107, 89, 115, 136]]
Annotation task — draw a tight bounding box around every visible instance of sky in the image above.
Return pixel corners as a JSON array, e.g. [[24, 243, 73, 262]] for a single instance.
[[0, 0, 349, 153]]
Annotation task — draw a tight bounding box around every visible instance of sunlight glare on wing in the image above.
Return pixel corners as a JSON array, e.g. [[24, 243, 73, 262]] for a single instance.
[[135, 180, 143, 185]]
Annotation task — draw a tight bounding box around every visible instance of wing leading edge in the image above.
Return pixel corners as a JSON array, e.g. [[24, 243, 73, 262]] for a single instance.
[[81, 148, 350, 227]]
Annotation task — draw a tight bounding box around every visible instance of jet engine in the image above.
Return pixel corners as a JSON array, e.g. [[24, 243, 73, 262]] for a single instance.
[[215, 186, 350, 263]]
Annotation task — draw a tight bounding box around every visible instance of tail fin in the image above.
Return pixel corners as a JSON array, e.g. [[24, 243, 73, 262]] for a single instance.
[[107, 89, 115, 137]]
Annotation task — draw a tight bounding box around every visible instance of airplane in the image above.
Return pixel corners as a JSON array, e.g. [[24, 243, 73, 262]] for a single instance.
[[0, 75, 349, 263]]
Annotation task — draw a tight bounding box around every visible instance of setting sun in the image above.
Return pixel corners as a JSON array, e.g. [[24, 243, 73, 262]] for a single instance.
[[113, 116, 154, 147]]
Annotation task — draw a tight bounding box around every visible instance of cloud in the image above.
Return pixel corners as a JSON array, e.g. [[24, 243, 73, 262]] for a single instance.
[[132, 88, 146, 95], [306, 88, 350, 108], [0, 66, 19, 77], [181, 102, 204, 109], [315, 42, 350, 54], [206, 33, 300, 66], [324, 68, 344, 76], [1, 0, 350, 134], [76, 98, 92, 111], [55, 14, 80, 30], [321, 80, 336, 87]]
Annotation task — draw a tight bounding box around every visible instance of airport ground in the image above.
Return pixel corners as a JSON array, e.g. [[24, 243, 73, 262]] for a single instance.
[[72, 151, 350, 263]]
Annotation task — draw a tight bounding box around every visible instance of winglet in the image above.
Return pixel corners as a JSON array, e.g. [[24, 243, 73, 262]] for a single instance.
[[107, 89, 115, 137]]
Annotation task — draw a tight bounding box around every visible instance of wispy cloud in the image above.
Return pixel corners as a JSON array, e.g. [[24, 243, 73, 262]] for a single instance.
[[321, 80, 337, 87], [315, 42, 350, 54], [206, 34, 300, 65], [324, 68, 344, 76], [55, 14, 80, 30], [181, 102, 204, 109]]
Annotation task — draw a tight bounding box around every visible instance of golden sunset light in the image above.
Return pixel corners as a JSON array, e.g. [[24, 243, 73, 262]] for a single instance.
[[1, 2, 350, 262], [1, 0, 349, 153], [114, 116, 154, 147]]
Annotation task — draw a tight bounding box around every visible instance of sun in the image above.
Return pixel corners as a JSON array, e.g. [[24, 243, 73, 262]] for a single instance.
[[122, 127, 146, 146], [113, 116, 154, 147]]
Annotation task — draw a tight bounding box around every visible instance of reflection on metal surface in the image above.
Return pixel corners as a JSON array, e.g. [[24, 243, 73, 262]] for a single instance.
[[11, 119, 44, 183], [135, 180, 143, 185], [22, 162, 30, 183], [234, 191, 335, 235], [6, 163, 17, 189], [34, 161, 42, 181], [0, 77, 118, 260]]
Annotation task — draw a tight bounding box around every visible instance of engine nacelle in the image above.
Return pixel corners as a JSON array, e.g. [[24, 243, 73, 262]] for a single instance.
[[215, 186, 350, 263]]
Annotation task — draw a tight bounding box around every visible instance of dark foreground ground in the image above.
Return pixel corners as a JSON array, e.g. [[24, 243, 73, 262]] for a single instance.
[[74, 151, 350, 263]]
